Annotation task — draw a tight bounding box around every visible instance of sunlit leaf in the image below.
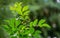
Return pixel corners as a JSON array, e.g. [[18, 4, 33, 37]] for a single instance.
[[23, 11, 30, 15], [42, 24, 51, 29], [22, 5, 29, 12], [33, 19, 38, 26], [38, 19, 46, 26], [30, 22, 33, 27]]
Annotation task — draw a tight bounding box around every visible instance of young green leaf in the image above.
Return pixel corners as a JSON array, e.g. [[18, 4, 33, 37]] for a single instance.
[[23, 11, 30, 16], [15, 20, 20, 27], [22, 5, 29, 12], [42, 24, 51, 29], [30, 22, 33, 27], [38, 19, 46, 26], [33, 19, 38, 26]]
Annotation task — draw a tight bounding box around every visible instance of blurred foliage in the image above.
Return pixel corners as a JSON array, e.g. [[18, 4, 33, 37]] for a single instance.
[[0, 0, 60, 38], [2, 2, 51, 38]]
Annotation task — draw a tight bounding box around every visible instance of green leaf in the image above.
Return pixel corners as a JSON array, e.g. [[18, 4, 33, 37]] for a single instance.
[[24, 27, 34, 34], [29, 28, 34, 34], [33, 31, 41, 38], [23, 10, 30, 15], [42, 24, 51, 29], [25, 16, 29, 20], [8, 18, 15, 28], [35, 30, 41, 34], [33, 19, 38, 26], [15, 20, 20, 27], [24, 29, 30, 35], [30, 22, 33, 27], [19, 25, 26, 30], [38, 19, 46, 26], [10, 2, 23, 15], [22, 5, 29, 12], [3, 25, 9, 30]]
